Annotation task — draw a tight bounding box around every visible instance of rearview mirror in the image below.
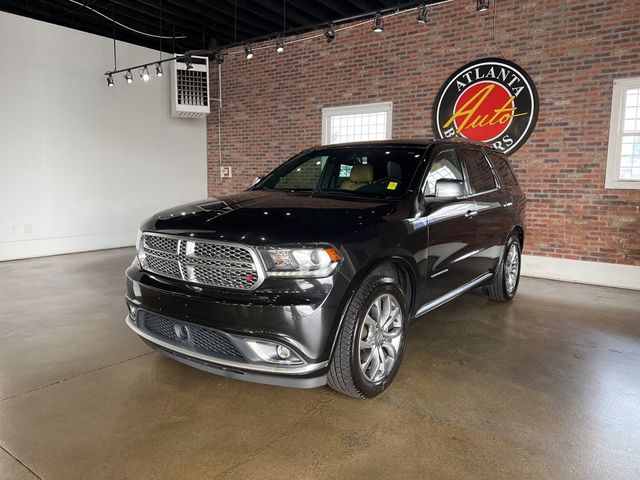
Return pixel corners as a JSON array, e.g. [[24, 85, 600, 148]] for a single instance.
[[435, 179, 464, 198]]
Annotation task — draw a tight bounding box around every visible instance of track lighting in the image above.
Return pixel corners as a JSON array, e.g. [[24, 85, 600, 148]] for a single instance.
[[140, 66, 150, 82], [244, 45, 254, 59], [185, 57, 193, 70], [124, 70, 133, 84], [107, 74, 114, 87], [155, 63, 163, 77], [373, 13, 384, 33], [417, 5, 429, 24], [276, 38, 285, 53], [324, 25, 335, 43], [477, 0, 489, 12]]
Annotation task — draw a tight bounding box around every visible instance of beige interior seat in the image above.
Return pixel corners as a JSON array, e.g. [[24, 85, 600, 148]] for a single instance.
[[340, 164, 374, 191]]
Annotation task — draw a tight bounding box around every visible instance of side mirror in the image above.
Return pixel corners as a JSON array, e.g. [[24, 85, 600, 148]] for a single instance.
[[251, 176, 262, 187], [435, 179, 464, 198]]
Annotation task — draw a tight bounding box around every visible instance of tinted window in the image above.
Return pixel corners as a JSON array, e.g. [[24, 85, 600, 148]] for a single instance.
[[487, 152, 518, 186], [423, 150, 465, 196], [460, 149, 496, 193], [258, 146, 426, 198]]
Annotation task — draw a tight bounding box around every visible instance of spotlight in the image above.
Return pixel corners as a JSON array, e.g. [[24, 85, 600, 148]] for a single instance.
[[324, 25, 335, 43], [276, 38, 284, 53], [185, 57, 193, 70], [106, 74, 114, 87], [124, 70, 133, 84], [477, 0, 489, 12], [373, 13, 384, 33], [244, 45, 254, 59], [215, 52, 224, 64], [140, 66, 150, 82], [417, 5, 429, 24], [155, 63, 163, 77]]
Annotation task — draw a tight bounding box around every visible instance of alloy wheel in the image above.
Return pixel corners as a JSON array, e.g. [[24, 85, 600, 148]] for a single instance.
[[504, 243, 520, 294]]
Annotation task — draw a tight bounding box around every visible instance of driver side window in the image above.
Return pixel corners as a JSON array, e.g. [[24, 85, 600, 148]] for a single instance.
[[423, 150, 465, 196]]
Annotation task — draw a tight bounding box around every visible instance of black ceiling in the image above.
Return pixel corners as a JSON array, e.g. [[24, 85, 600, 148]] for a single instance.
[[0, 0, 427, 53]]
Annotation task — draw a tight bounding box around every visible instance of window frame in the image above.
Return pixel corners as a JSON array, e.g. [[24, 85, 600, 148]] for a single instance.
[[321, 101, 393, 145], [421, 148, 469, 197], [605, 77, 640, 190]]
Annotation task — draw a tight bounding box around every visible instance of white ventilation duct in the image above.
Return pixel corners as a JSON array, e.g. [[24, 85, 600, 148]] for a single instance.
[[171, 55, 210, 118]]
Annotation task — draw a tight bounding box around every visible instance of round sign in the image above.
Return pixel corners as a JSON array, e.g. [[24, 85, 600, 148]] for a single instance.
[[434, 58, 539, 155]]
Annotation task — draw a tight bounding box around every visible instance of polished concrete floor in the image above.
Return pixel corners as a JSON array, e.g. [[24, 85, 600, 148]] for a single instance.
[[1, 248, 639, 480]]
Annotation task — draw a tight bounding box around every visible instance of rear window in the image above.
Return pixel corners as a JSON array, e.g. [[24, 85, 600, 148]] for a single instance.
[[487, 152, 518, 186]]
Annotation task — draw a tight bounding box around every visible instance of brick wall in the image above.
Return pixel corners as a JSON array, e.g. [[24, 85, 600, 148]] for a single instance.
[[207, 0, 640, 266]]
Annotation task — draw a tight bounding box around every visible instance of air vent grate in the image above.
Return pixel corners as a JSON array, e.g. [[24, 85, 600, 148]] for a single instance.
[[171, 56, 210, 119]]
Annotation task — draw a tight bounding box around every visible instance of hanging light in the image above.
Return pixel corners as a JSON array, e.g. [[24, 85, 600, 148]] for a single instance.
[[140, 66, 150, 82], [106, 74, 114, 87], [373, 13, 384, 33], [244, 45, 254, 59], [155, 63, 163, 77], [417, 5, 429, 24], [324, 24, 335, 43], [124, 70, 133, 84], [276, 38, 285, 53], [477, 0, 490, 12]]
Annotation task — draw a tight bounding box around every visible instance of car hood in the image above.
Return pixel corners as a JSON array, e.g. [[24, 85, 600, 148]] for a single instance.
[[142, 190, 401, 245]]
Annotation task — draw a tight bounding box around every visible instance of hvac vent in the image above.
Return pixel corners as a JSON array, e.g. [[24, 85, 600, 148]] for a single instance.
[[171, 55, 210, 118]]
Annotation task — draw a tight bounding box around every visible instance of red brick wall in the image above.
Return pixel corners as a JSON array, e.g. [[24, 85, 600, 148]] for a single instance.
[[207, 0, 640, 266]]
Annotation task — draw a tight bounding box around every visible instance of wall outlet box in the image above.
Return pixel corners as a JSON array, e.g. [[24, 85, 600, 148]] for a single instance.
[[220, 166, 232, 178]]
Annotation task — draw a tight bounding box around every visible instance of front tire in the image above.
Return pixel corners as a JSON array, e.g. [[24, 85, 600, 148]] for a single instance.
[[484, 234, 522, 302], [327, 276, 407, 399]]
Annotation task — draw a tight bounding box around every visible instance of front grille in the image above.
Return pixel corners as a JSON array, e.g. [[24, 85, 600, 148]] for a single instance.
[[139, 233, 262, 290], [140, 311, 245, 361]]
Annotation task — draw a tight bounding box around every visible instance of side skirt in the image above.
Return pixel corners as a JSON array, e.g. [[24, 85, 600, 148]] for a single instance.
[[413, 272, 493, 319]]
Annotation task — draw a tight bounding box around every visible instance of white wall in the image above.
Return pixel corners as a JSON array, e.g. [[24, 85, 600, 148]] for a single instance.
[[0, 12, 207, 261]]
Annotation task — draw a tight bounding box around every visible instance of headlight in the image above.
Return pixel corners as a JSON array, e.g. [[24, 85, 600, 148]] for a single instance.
[[258, 245, 342, 278]]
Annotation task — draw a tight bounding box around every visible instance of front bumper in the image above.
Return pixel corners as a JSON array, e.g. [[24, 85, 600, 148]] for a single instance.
[[125, 259, 353, 388]]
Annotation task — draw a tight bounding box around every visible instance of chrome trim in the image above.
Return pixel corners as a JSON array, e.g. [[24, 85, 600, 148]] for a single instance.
[[126, 315, 328, 375], [414, 272, 493, 318], [139, 232, 266, 291], [430, 268, 449, 279]]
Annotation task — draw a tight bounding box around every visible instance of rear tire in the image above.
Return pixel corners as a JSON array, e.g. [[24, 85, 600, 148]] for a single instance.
[[484, 234, 521, 302], [327, 276, 407, 399]]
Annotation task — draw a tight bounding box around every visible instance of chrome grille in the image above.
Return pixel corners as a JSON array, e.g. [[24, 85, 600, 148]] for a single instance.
[[139, 233, 262, 290], [140, 311, 244, 360]]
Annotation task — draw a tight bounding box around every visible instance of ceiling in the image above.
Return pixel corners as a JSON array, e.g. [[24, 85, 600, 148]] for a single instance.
[[0, 0, 428, 53]]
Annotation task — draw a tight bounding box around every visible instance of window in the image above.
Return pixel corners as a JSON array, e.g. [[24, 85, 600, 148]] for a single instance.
[[258, 146, 424, 198], [486, 152, 518, 186], [424, 150, 465, 196], [460, 149, 497, 193], [322, 102, 393, 145], [606, 78, 640, 189]]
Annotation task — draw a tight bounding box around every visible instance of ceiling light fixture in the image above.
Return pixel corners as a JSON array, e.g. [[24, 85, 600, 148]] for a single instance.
[[276, 38, 285, 53], [124, 69, 133, 84], [373, 12, 384, 33], [140, 66, 150, 81], [324, 24, 335, 43], [244, 45, 254, 59], [477, 0, 490, 12], [155, 63, 163, 77], [417, 5, 429, 24], [107, 74, 114, 87]]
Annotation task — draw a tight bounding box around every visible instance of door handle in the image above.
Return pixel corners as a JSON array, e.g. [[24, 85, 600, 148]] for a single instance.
[[465, 210, 478, 219], [502, 201, 513, 208]]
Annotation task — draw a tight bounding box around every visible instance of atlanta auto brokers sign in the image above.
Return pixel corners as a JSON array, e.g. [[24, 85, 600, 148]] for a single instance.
[[434, 58, 539, 155]]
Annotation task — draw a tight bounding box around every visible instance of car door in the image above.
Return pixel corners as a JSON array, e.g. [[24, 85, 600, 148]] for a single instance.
[[458, 148, 511, 274], [417, 147, 480, 306]]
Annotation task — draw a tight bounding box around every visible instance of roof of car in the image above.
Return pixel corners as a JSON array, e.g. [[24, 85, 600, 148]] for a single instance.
[[313, 138, 495, 150]]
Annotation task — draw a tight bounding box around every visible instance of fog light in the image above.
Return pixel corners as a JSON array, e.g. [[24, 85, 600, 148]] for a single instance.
[[276, 345, 291, 360], [127, 304, 137, 318]]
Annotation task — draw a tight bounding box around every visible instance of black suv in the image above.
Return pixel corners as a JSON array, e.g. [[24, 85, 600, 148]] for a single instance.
[[125, 140, 525, 398]]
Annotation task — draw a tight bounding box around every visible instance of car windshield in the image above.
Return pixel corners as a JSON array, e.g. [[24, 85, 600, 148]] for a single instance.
[[256, 146, 427, 198]]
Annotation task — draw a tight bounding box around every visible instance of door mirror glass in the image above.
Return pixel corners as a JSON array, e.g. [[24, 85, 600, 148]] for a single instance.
[[435, 179, 464, 198], [252, 176, 263, 187]]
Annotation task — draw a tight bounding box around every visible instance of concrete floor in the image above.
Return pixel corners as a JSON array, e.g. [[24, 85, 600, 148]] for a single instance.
[[1, 249, 639, 480]]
